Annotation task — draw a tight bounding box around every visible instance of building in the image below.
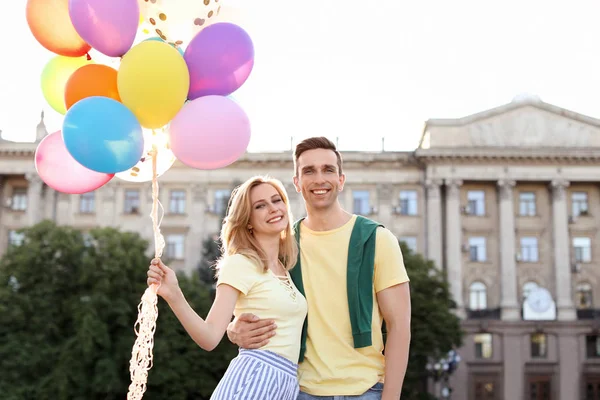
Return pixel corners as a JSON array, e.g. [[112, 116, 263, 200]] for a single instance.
[[2, 95, 600, 399]]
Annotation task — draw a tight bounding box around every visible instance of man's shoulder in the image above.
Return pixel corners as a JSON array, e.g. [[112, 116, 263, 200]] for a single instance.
[[354, 215, 384, 228]]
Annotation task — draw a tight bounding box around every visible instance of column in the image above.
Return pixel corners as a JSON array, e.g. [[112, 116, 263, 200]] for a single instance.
[[25, 173, 44, 226], [43, 188, 58, 221], [503, 333, 524, 399], [426, 179, 443, 269], [97, 181, 118, 227], [186, 184, 208, 276], [0, 175, 5, 257], [498, 179, 520, 320], [550, 179, 576, 320], [55, 193, 71, 225], [558, 334, 580, 400], [376, 183, 394, 229], [445, 179, 464, 313]]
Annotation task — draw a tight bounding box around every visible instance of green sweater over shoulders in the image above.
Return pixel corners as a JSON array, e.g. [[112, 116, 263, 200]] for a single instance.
[[290, 215, 383, 362]]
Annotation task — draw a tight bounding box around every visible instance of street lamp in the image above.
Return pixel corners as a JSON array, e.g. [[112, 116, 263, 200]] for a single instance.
[[426, 350, 461, 399]]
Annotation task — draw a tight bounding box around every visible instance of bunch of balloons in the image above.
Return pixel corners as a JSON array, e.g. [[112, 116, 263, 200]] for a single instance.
[[28, 0, 254, 195]]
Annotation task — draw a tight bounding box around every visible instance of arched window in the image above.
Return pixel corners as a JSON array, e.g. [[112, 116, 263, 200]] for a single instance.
[[469, 282, 487, 310], [522, 281, 538, 303], [576, 283, 593, 309]]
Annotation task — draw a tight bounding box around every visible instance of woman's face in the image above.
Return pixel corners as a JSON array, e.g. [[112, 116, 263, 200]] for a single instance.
[[248, 183, 288, 236]]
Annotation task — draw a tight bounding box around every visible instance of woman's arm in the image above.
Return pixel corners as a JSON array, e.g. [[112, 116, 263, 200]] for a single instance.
[[166, 283, 240, 351], [147, 258, 240, 351]]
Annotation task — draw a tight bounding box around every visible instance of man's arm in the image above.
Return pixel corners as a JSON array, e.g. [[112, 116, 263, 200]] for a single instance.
[[377, 282, 411, 400], [226, 313, 277, 348]]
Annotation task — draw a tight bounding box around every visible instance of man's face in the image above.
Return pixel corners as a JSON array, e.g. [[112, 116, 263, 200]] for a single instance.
[[293, 148, 345, 211]]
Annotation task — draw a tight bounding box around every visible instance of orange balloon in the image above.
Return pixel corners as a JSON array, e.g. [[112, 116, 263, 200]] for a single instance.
[[64, 65, 121, 110], [26, 0, 91, 57]]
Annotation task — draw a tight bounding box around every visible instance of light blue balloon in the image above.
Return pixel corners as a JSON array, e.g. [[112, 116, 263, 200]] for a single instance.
[[62, 96, 144, 174], [143, 37, 184, 56]]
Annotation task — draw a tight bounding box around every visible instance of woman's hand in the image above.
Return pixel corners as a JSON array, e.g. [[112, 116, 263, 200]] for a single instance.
[[147, 258, 180, 303]]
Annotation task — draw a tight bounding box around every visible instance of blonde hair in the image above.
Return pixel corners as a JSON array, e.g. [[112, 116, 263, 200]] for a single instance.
[[216, 176, 298, 273]]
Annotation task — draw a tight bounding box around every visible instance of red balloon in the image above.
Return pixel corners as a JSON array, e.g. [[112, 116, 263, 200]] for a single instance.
[[34, 131, 113, 194], [26, 0, 91, 57]]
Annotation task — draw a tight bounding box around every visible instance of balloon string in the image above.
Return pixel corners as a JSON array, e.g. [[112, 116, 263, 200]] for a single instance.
[[150, 143, 166, 258], [127, 143, 164, 400]]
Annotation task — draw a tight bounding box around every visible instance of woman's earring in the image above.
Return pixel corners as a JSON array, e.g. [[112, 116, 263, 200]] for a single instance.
[[247, 224, 253, 233]]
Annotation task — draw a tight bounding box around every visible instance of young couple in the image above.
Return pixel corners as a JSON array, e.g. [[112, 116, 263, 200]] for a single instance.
[[146, 137, 411, 399]]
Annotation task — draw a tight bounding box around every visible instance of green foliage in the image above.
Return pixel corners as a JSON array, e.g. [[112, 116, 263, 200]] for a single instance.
[[0, 221, 237, 400], [399, 241, 464, 400], [197, 234, 221, 286]]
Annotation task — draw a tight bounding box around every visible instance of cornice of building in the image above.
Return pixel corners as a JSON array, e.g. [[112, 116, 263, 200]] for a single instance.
[[414, 147, 600, 164], [4, 142, 600, 167]]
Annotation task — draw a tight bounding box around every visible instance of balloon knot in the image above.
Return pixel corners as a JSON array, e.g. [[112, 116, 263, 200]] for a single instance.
[[86, 53, 92, 61]]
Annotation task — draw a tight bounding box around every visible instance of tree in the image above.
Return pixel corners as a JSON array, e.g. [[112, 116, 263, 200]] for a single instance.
[[0, 221, 237, 400], [399, 241, 464, 400], [197, 234, 221, 286], [196, 180, 240, 286]]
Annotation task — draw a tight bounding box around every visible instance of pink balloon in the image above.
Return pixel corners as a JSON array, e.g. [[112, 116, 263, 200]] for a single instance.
[[69, 0, 139, 57], [35, 131, 114, 194], [169, 96, 251, 170]]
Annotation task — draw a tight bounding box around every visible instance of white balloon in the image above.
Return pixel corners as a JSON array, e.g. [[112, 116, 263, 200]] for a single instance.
[[142, 0, 221, 46], [115, 128, 176, 183]]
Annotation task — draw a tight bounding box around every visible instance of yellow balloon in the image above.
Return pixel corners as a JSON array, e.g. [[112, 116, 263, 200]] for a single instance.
[[117, 41, 190, 129], [41, 55, 94, 115]]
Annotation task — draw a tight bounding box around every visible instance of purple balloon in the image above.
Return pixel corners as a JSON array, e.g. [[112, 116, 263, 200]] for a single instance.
[[69, 0, 139, 57], [184, 22, 254, 99]]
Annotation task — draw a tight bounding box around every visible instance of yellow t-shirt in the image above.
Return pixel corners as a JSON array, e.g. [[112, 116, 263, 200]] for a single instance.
[[216, 253, 308, 364], [297, 215, 409, 396]]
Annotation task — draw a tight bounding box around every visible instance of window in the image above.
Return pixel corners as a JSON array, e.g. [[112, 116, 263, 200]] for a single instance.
[[531, 333, 548, 358], [352, 190, 370, 215], [527, 376, 551, 400], [8, 230, 24, 246], [79, 192, 95, 213], [572, 192, 589, 216], [522, 281, 538, 302], [520, 237, 539, 262], [11, 188, 27, 211], [399, 236, 417, 253], [214, 190, 231, 216], [169, 190, 186, 214], [474, 333, 493, 359], [467, 190, 485, 216], [399, 190, 417, 215], [573, 237, 592, 263], [586, 335, 600, 358], [469, 237, 487, 262], [584, 374, 600, 400], [166, 234, 185, 260], [469, 282, 487, 310], [519, 192, 536, 216], [577, 283, 593, 309], [124, 189, 140, 214], [472, 375, 500, 400]]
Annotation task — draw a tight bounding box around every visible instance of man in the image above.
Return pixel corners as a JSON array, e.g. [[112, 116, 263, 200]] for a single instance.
[[227, 137, 411, 399]]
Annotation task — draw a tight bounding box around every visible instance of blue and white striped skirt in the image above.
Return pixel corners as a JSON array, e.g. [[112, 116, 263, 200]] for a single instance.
[[210, 349, 299, 400]]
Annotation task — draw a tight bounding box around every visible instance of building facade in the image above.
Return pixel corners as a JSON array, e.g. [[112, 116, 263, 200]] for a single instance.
[[2, 96, 600, 399]]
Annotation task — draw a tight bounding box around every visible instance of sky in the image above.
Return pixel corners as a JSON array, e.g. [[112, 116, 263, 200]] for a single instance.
[[2, 0, 600, 152]]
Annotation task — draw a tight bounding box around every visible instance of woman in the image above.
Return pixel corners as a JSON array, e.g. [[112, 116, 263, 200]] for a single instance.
[[147, 176, 307, 400]]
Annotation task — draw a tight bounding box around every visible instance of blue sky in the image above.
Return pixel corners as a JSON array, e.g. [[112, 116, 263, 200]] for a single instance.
[[2, 0, 600, 152]]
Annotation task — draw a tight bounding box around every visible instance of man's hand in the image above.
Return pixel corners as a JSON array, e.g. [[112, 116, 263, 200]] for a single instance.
[[226, 313, 277, 349]]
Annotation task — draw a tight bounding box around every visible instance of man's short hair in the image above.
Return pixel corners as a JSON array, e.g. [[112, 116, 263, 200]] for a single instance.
[[294, 137, 343, 176]]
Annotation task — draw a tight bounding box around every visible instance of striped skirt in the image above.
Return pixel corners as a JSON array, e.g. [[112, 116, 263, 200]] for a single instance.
[[210, 349, 299, 400]]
